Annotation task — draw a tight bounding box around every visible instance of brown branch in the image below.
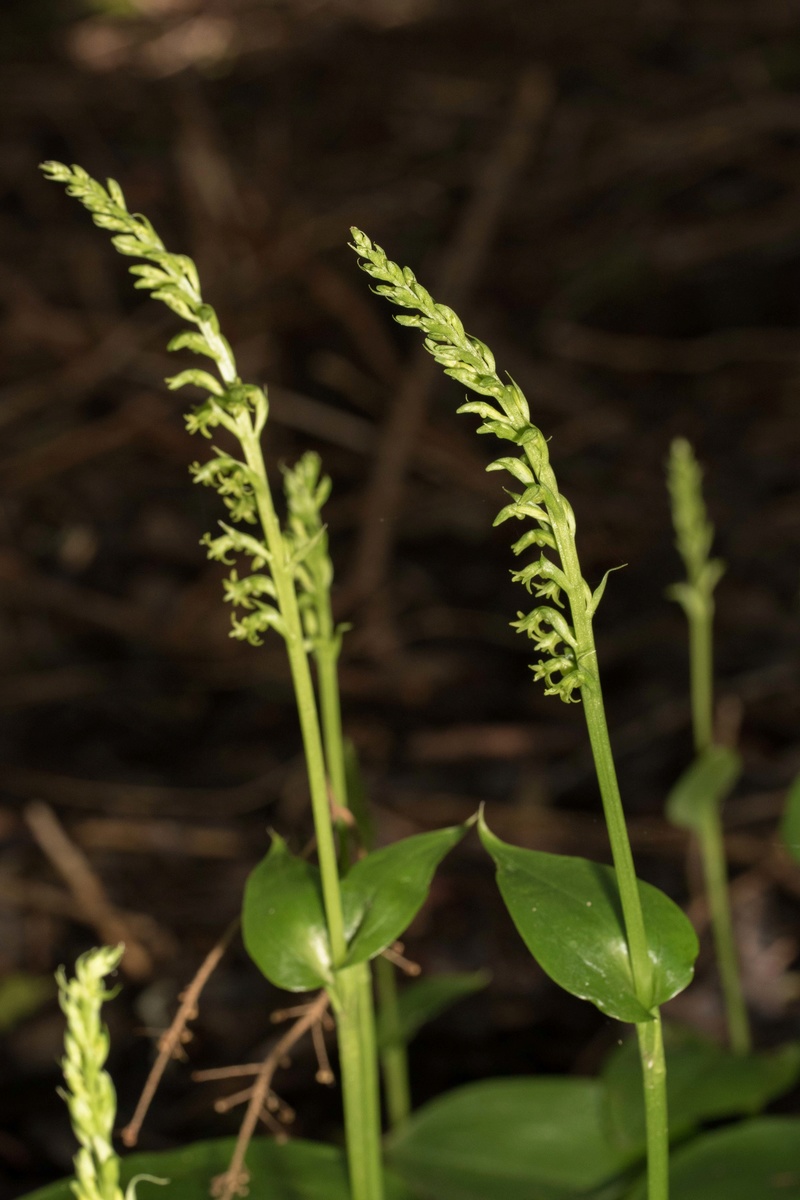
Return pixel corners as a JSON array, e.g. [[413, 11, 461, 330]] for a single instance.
[[210, 990, 331, 1200], [25, 800, 153, 980], [381, 941, 421, 977], [120, 918, 239, 1147]]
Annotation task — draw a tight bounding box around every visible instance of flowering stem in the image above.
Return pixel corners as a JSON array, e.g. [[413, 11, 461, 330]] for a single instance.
[[238, 423, 347, 967], [531, 460, 653, 1005], [350, 227, 672, 1199], [667, 438, 750, 1055]]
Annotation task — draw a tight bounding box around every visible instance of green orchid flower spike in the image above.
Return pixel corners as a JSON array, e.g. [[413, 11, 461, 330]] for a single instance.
[[57, 945, 165, 1200], [349, 226, 620, 707]]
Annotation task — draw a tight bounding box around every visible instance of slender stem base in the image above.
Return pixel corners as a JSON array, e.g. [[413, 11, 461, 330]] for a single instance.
[[334, 963, 385, 1200], [688, 602, 751, 1053], [698, 810, 750, 1054], [636, 1013, 669, 1200], [580, 681, 653, 1005], [374, 955, 411, 1128]]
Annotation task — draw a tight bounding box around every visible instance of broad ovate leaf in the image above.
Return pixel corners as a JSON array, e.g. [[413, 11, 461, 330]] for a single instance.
[[666, 745, 741, 832], [479, 817, 698, 1022], [18, 1138, 415, 1200], [242, 835, 332, 991], [603, 1025, 800, 1152], [243, 826, 468, 990], [342, 825, 469, 967], [387, 1077, 635, 1200], [625, 1118, 800, 1200]]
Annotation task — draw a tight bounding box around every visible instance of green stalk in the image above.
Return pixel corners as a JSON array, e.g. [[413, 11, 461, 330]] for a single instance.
[[374, 954, 412, 1128], [316, 640, 348, 816], [637, 1013, 669, 1200], [689, 598, 750, 1054], [335, 963, 385, 1200], [322, 675, 411, 1130], [243, 432, 385, 1197], [540, 475, 668, 1200], [280, 454, 386, 1195], [527, 453, 653, 1004], [668, 438, 750, 1054], [698, 808, 750, 1054], [297, 515, 409, 1129], [240, 425, 347, 966], [688, 603, 714, 753]]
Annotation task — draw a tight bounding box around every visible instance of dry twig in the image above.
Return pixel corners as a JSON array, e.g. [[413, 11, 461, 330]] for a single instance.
[[202, 990, 332, 1200], [121, 918, 240, 1147], [25, 800, 153, 979]]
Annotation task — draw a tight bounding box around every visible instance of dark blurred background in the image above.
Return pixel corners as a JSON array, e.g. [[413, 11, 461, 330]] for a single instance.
[[1, 0, 800, 1194]]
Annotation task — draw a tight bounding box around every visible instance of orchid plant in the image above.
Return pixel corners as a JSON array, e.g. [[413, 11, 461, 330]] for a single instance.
[[23, 163, 800, 1200]]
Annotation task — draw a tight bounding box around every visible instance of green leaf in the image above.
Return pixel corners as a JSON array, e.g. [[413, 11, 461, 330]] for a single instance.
[[18, 1137, 415, 1200], [666, 745, 741, 832], [377, 971, 490, 1049], [387, 1078, 636, 1200], [242, 835, 332, 991], [243, 826, 468, 989], [479, 817, 698, 1022], [780, 773, 800, 864], [625, 1118, 800, 1200], [342, 825, 469, 967], [603, 1025, 800, 1152]]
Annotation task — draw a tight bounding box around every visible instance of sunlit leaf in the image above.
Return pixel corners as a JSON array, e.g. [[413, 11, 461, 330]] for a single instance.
[[479, 817, 698, 1022], [243, 826, 469, 989], [342, 825, 469, 967], [242, 835, 332, 991]]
